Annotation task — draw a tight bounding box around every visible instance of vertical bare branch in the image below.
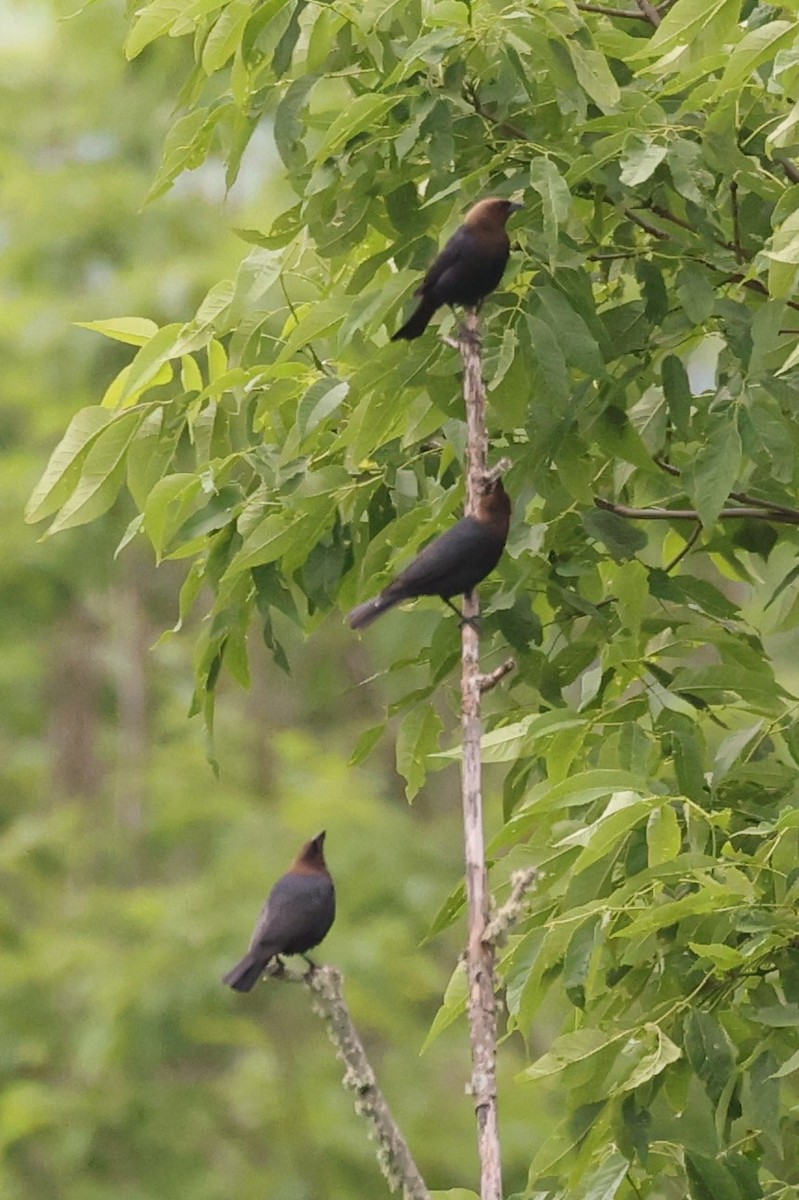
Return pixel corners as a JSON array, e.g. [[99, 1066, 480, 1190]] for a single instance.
[[458, 308, 503, 1200]]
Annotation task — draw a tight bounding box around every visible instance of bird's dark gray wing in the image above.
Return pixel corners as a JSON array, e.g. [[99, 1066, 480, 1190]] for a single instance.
[[389, 518, 501, 599], [419, 226, 474, 294], [248, 873, 334, 952]]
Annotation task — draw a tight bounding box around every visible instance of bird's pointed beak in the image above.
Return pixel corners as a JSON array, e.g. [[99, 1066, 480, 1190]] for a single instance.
[[313, 830, 326, 846], [509, 201, 523, 212]]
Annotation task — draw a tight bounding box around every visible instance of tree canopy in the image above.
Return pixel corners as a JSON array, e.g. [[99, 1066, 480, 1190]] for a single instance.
[[22, 0, 799, 1197]]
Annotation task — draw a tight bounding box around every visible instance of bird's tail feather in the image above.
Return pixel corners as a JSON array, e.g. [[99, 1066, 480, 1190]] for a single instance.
[[223, 951, 269, 993], [391, 295, 437, 341], [348, 593, 397, 629]]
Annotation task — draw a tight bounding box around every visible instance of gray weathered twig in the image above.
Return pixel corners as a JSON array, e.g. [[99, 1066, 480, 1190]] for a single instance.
[[272, 963, 429, 1199], [484, 868, 538, 946], [478, 658, 516, 694]]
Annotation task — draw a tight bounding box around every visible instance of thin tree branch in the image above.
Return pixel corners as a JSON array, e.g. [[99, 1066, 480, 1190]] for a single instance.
[[663, 521, 701, 573], [639, 203, 712, 239], [484, 868, 538, 945], [653, 457, 799, 519], [462, 81, 528, 141], [636, 0, 661, 24], [459, 308, 503, 1200], [271, 963, 430, 1200], [478, 658, 516, 694], [278, 272, 327, 374], [576, 1, 653, 19], [595, 496, 799, 524], [775, 156, 799, 184], [623, 208, 670, 239]]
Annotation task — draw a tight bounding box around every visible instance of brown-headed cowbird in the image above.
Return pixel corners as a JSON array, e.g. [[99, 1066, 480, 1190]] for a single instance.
[[348, 478, 511, 629], [391, 198, 522, 341], [223, 831, 335, 993]]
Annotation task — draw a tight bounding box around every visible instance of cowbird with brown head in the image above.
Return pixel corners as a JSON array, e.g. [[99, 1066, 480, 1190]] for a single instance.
[[348, 478, 511, 629], [223, 831, 335, 993], [391, 198, 522, 341]]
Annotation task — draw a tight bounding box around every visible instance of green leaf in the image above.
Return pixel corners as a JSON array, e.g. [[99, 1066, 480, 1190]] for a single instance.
[[145, 108, 226, 204], [521, 769, 652, 816], [274, 74, 317, 169], [662, 354, 692, 438], [646, 804, 681, 867], [684, 1010, 737, 1104], [632, 0, 738, 62], [712, 21, 795, 99], [620, 135, 667, 187], [420, 962, 467, 1052], [569, 44, 621, 110], [348, 724, 385, 767], [436, 711, 585, 764], [143, 473, 203, 561], [563, 916, 599, 1007], [125, 0, 184, 58], [765, 208, 799, 300], [753, 1003, 799, 1027], [531, 287, 606, 378], [315, 93, 404, 163], [395, 704, 443, 801], [424, 880, 466, 942], [520, 1027, 619, 1082], [593, 404, 658, 471], [25, 407, 114, 524], [771, 1046, 799, 1078], [711, 722, 764, 786], [612, 1025, 680, 1094], [557, 796, 655, 873], [682, 418, 742, 528], [522, 315, 570, 412], [615, 884, 741, 939], [277, 296, 351, 362], [676, 263, 716, 324], [127, 407, 181, 510], [296, 378, 349, 442], [739, 1051, 777, 1152], [115, 324, 186, 406], [688, 941, 744, 971], [580, 1148, 629, 1200], [75, 316, 160, 346], [686, 1153, 743, 1200], [583, 508, 648, 562], [201, 0, 250, 73], [530, 158, 571, 267], [47, 410, 146, 535]]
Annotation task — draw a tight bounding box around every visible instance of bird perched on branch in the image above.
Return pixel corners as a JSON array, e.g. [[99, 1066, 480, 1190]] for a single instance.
[[223, 831, 335, 993], [348, 478, 511, 629], [391, 197, 522, 341]]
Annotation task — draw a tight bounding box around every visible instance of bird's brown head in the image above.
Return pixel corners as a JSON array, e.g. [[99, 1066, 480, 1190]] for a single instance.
[[464, 197, 523, 233], [476, 477, 511, 538], [293, 830, 329, 875]]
